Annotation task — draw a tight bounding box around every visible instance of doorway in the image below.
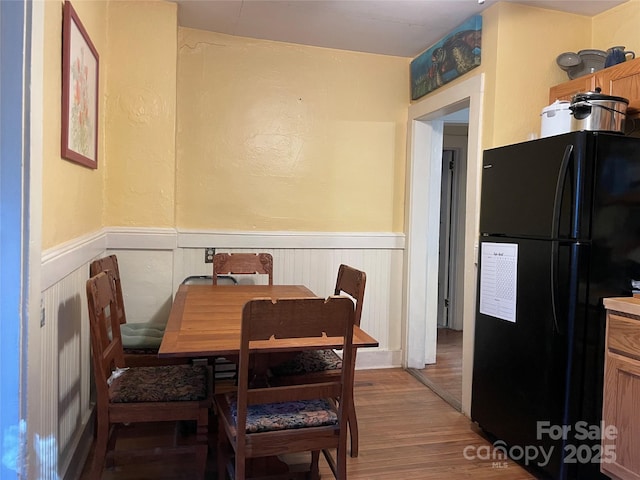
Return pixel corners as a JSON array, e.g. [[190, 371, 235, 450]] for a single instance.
[[412, 122, 468, 411], [404, 74, 484, 417], [437, 121, 468, 332]]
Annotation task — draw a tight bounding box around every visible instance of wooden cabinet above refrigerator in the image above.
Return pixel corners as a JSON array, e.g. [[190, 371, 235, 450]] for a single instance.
[[550, 57, 640, 115]]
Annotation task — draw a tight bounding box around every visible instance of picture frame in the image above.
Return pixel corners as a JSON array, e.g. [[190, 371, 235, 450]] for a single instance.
[[61, 1, 99, 168], [410, 15, 482, 101]]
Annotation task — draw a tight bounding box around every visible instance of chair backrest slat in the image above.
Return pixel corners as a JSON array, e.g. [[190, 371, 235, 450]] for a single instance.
[[334, 264, 366, 327], [90, 254, 127, 324], [213, 252, 273, 285], [243, 296, 347, 340]]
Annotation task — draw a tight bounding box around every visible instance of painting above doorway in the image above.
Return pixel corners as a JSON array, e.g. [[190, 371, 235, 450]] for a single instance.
[[410, 15, 482, 101]]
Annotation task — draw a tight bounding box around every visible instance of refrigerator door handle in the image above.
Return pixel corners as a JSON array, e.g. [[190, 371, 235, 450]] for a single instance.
[[550, 145, 574, 335], [551, 144, 573, 238], [551, 243, 562, 334]]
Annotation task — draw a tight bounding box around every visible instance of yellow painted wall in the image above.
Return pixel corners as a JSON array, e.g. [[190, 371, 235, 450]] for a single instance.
[[42, 0, 107, 249], [176, 29, 409, 232], [41, 0, 640, 248], [104, 0, 177, 227], [42, 0, 176, 249], [488, 0, 640, 148], [593, 0, 640, 54], [489, 3, 591, 147]]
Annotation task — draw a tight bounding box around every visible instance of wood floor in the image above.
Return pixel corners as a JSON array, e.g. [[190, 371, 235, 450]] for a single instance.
[[411, 328, 463, 411], [79, 368, 536, 479]]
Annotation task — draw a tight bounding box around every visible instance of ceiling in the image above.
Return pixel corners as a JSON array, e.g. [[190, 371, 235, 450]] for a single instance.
[[172, 0, 628, 58]]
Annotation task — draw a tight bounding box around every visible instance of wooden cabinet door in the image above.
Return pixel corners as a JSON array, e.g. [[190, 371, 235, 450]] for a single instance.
[[601, 312, 640, 480], [602, 352, 640, 480], [598, 57, 640, 114], [549, 75, 595, 103]]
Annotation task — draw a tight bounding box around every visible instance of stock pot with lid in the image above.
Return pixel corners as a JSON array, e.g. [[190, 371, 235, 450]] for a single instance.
[[569, 88, 628, 134]]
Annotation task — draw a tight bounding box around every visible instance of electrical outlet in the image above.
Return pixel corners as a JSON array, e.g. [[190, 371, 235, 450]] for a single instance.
[[205, 247, 215, 263]]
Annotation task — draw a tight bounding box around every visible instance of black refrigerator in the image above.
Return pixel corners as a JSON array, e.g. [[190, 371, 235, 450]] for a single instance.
[[471, 131, 640, 480]]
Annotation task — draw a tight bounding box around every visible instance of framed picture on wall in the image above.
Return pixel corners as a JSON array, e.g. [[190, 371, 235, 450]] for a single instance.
[[61, 1, 99, 169]]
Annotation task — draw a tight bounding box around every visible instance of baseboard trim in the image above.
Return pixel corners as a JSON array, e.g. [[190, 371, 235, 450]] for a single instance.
[[61, 407, 94, 480], [356, 349, 402, 370]]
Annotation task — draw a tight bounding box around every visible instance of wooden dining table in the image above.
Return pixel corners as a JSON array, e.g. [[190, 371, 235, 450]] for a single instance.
[[158, 284, 379, 358]]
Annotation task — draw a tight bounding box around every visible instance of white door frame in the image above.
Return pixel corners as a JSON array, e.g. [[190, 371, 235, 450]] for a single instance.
[[404, 74, 484, 415]]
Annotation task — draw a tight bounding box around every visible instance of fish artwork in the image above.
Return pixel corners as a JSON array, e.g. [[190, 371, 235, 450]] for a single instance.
[[410, 15, 482, 100]]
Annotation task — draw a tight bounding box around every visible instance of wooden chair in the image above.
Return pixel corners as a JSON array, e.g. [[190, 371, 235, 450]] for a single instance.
[[86, 270, 212, 479], [215, 296, 355, 480], [90, 255, 127, 324], [213, 253, 273, 285], [89, 254, 187, 366], [269, 264, 366, 457]]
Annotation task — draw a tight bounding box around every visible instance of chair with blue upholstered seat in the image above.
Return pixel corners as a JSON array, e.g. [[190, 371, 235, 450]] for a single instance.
[[269, 264, 366, 458], [215, 296, 355, 480], [86, 270, 212, 478]]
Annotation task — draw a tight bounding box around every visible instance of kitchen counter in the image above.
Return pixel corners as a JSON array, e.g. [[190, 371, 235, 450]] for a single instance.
[[603, 295, 640, 315]]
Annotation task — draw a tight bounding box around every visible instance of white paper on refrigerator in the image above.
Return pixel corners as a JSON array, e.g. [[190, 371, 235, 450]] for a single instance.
[[479, 242, 518, 322]]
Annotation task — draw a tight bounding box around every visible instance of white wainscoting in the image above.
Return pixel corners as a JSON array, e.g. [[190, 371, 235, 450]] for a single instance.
[[41, 227, 405, 479], [174, 230, 405, 368], [42, 265, 93, 479]]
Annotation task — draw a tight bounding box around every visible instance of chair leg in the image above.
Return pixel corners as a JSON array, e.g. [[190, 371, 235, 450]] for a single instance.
[[337, 442, 347, 480], [348, 403, 359, 458], [195, 408, 209, 480], [309, 451, 320, 480], [235, 452, 245, 480], [91, 413, 109, 477], [104, 424, 119, 469], [217, 420, 227, 480], [195, 444, 208, 480]]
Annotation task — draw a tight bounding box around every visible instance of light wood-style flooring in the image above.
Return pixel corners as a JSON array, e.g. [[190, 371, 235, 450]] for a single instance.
[[80, 368, 535, 479], [411, 328, 463, 411]]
